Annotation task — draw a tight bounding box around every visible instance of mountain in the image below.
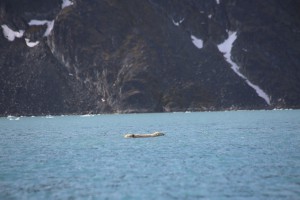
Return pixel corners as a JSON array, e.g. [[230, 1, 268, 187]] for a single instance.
[[1, 0, 300, 116]]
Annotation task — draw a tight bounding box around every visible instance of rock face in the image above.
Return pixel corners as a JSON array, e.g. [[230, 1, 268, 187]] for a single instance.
[[1, 0, 300, 116]]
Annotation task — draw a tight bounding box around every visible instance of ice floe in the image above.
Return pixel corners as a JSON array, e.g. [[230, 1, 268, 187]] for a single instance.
[[218, 31, 271, 105], [7, 115, 20, 120], [81, 114, 95, 117]]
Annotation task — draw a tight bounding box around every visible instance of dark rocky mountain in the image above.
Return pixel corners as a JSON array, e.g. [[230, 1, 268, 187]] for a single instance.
[[1, 0, 300, 116]]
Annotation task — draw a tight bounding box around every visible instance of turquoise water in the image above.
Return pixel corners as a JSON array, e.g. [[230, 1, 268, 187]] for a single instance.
[[1, 110, 300, 199]]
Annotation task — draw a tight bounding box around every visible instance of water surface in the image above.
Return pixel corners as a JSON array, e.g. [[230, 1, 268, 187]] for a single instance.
[[1, 110, 300, 199]]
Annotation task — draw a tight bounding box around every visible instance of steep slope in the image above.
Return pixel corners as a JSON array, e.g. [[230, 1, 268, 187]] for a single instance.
[[0, 0, 300, 116]]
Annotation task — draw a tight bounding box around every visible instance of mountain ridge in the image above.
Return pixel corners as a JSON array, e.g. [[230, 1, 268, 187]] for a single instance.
[[1, 0, 300, 116]]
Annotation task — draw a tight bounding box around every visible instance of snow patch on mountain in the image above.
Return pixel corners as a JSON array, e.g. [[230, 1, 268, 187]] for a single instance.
[[28, 20, 55, 37], [1, 25, 24, 41], [44, 21, 55, 36], [216, 0, 220, 4], [62, 0, 74, 9], [191, 35, 203, 49], [25, 38, 39, 47], [1, 1, 70, 47], [218, 31, 271, 105], [172, 18, 184, 26]]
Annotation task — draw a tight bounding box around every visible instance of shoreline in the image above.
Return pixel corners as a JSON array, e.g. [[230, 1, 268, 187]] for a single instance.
[[1, 107, 298, 118]]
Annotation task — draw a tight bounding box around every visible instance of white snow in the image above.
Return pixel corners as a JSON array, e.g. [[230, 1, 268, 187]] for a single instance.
[[216, 0, 220, 4], [2, 0, 71, 44], [62, 0, 74, 9], [217, 31, 237, 54], [245, 80, 271, 105], [28, 19, 49, 26], [28, 20, 55, 37], [191, 35, 203, 49], [172, 18, 184, 26], [1, 25, 24, 41], [217, 31, 271, 105], [25, 38, 39, 47], [43, 20, 54, 36], [208, 14, 212, 19]]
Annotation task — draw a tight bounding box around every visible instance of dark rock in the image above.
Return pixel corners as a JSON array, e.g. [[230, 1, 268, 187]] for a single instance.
[[1, 0, 300, 116]]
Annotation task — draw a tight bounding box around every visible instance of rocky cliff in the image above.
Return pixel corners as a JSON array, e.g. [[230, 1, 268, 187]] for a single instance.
[[1, 0, 300, 116]]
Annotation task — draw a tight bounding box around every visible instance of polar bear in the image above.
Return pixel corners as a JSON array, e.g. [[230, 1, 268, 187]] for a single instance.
[[124, 132, 165, 138]]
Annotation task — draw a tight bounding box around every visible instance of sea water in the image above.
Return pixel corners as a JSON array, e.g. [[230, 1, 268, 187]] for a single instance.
[[0, 110, 300, 199]]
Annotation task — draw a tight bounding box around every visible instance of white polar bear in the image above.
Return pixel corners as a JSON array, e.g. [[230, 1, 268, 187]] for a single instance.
[[124, 132, 165, 138]]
